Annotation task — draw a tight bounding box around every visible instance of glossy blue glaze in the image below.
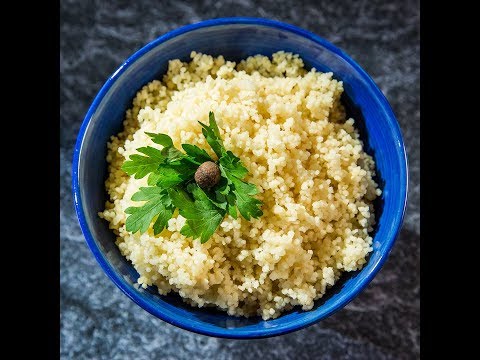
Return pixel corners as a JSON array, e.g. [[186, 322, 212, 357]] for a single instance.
[[72, 17, 408, 339]]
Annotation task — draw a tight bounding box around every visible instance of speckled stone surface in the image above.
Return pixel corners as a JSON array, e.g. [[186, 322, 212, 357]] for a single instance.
[[60, 0, 419, 358]]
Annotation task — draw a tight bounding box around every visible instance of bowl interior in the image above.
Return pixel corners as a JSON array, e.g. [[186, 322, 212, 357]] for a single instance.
[[73, 19, 406, 337]]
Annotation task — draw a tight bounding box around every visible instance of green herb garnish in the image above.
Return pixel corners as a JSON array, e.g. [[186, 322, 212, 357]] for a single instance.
[[121, 111, 263, 243]]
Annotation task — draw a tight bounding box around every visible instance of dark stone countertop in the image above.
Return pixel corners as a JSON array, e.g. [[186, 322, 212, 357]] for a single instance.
[[60, 1, 419, 358]]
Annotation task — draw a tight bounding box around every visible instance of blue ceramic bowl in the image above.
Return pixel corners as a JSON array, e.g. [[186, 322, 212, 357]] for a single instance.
[[72, 17, 407, 338]]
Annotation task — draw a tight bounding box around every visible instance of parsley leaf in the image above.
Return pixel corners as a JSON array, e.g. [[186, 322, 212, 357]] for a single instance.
[[121, 111, 263, 243], [219, 150, 249, 179], [161, 146, 185, 163], [230, 177, 263, 220], [153, 165, 196, 189], [145, 132, 174, 147], [198, 111, 224, 158], [125, 187, 174, 235], [171, 185, 226, 244], [217, 140, 262, 220], [146, 132, 184, 163], [181, 144, 213, 164], [121, 146, 165, 179]]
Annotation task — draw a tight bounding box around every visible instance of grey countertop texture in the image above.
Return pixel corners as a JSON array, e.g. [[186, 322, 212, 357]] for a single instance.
[[60, 0, 419, 358]]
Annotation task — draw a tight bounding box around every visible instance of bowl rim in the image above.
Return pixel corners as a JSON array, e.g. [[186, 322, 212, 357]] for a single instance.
[[72, 16, 408, 339]]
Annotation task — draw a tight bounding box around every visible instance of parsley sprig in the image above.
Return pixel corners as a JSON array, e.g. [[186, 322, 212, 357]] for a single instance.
[[121, 112, 263, 243]]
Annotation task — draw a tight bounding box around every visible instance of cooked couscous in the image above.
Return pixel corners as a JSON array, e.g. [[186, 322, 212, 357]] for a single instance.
[[99, 51, 381, 320]]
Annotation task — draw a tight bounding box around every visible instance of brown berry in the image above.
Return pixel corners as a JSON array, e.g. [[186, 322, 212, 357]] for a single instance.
[[194, 161, 221, 189]]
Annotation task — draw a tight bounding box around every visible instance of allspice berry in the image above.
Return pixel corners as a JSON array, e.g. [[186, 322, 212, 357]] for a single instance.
[[195, 161, 221, 189]]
